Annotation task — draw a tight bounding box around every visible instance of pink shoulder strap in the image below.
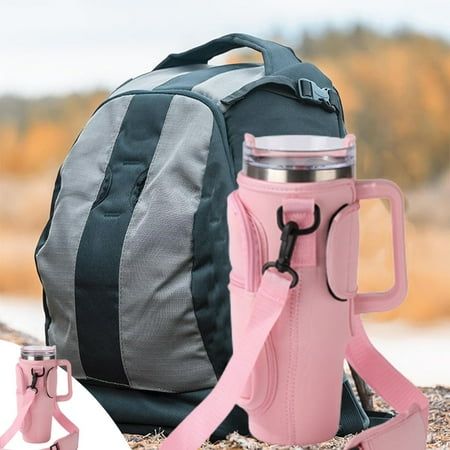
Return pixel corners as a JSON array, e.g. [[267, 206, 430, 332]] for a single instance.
[[160, 270, 428, 450], [160, 270, 292, 450], [0, 389, 79, 450], [344, 316, 428, 450]]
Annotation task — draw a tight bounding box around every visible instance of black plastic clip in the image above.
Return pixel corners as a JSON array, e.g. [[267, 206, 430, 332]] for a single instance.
[[262, 205, 321, 288], [298, 78, 336, 112], [50, 444, 60, 450], [27, 367, 45, 393]]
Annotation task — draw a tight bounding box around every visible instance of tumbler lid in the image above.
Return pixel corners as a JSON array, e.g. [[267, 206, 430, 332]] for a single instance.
[[243, 133, 356, 182], [21, 345, 56, 360]]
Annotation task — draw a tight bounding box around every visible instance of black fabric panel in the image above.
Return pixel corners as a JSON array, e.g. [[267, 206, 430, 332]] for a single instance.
[[75, 94, 173, 384], [366, 410, 395, 428], [155, 63, 258, 91], [81, 381, 249, 440], [191, 122, 236, 378], [34, 169, 62, 345], [337, 378, 370, 436], [225, 89, 343, 173]]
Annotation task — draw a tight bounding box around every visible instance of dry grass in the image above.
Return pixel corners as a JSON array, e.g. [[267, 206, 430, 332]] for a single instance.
[[125, 387, 450, 449]]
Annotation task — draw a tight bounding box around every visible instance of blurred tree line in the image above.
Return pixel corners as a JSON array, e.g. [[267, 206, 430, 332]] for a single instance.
[[0, 92, 107, 175], [1, 27, 449, 188], [1, 27, 449, 189], [298, 26, 450, 188]]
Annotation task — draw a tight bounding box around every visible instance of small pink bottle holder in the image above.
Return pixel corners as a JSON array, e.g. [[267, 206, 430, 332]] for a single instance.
[[0, 346, 79, 450], [160, 134, 429, 450]]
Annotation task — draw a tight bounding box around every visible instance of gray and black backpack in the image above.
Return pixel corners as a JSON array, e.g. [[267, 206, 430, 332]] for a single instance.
[[35, 34, 374, 439]]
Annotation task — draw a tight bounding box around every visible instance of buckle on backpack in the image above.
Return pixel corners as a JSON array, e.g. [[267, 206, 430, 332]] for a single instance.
[[298, 78, 336, 112]]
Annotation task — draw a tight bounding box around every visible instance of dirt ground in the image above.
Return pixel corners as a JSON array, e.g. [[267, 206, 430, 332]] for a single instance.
[[125, 386, 449, 449]]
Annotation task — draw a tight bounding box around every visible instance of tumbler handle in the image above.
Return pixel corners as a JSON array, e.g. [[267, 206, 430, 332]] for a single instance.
[[56, 359, 73, 402], [354, 179, 408, 314]]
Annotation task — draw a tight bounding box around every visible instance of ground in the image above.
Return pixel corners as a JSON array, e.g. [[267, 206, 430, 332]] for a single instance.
[[125, 386, 449, 449], [1, 322, 448, 449]]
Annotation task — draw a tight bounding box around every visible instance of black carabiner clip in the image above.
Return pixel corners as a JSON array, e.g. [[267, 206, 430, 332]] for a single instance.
[[27, 367, 45, 393], [263, 204, 321, 288]]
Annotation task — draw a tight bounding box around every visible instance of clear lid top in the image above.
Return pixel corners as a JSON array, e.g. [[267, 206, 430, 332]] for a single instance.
[[21, 345, 56, 360], [243, 133, 356, 173]]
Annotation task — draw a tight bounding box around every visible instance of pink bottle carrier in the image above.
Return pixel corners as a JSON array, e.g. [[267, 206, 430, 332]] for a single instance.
[[0, 346, 79, 450], [153, 134, 428, 450]]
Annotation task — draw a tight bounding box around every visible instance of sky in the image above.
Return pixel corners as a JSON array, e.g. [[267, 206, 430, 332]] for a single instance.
[[1, 0, 449, 97]]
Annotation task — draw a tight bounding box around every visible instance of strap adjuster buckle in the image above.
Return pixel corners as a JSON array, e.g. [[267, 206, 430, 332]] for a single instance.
[[50, 443, 59, 450], [298, 78, 336, 112]]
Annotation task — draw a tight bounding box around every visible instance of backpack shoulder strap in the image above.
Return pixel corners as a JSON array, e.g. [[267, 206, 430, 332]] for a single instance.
[[344, 315, 428, 450]]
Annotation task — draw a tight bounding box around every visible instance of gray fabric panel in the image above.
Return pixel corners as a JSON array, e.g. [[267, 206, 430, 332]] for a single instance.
[[192, 65, 265, 109], [119, 95, 216, 392], [35, 95, 133, 378], [110, 64, 209, 97]]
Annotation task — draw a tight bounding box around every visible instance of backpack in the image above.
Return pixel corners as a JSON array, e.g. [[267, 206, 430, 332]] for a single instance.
[[35, 33, 370, 439]]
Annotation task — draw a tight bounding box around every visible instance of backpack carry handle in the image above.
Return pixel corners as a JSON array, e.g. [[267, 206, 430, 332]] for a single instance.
[[154, 33, 301, 75]]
